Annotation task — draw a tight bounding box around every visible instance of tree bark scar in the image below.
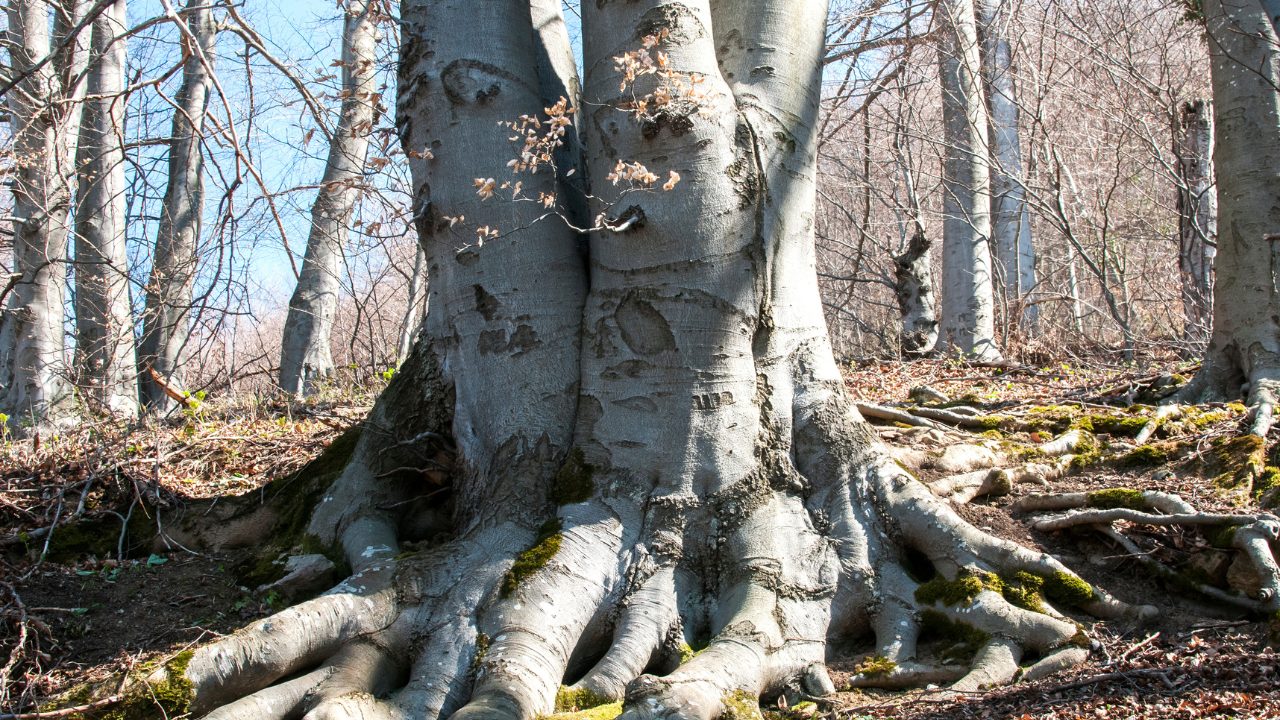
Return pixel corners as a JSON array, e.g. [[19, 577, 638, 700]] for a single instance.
[[441, 59, 528, 105], [615, 292, 677, 355], [636, 4, 706, 43]]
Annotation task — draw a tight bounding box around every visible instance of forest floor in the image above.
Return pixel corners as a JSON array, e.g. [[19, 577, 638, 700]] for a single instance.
[[2, 360, 1279, 719]]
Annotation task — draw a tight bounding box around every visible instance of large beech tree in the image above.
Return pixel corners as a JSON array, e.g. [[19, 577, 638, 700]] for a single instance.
[[164, 2, 1143, 718], [1183, 0, 1280, 436]]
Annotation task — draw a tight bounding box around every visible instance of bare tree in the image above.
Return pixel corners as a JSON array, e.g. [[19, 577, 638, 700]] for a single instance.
[[73, 0, 136, 415], [1174, 98, 1216, 346], [0, 0, 92, 429], [977, 0, 1037, 330], [137, 0, 216, 412], [935, 0, 1002, 360], [278, 0, 382, 396]]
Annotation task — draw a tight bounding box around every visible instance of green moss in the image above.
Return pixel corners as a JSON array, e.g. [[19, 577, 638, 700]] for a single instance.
[[721, 690, 764, 720], [1207, 434, 1267, 489], [99, 650, 195, 720], [555, 686, 611, 712], [1086, 488, 1147, 511], [971, 415, 1010, 431], [472, 633, 490, 675], [915, 569, 1002, 606], [550, 448, 595, 505], [919, 609, 990, 663], [980, 429, 1004, 440], [853, 655, 897, 675], [1068, 431, 1102, 471], [1043, 572, 1096, 607], [1115, 444, 1171, 469], [1087, 414, 1151, 437], [1205, 524, 1239, 549], [547, 702, 624, 720], [678, 642, 697, 663], [501, 519, 563, 597], [1255, 466, 1280, 498], [998, 571, 1047, 613]]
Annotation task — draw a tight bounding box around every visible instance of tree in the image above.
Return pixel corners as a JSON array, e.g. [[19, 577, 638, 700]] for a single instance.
[[0, 0, 91, 429], [1182, 0, 1280, 435], [73, 0, 136, 416], [278, 0, 383, 396], [138, 0, 216, 412], [935, 0, 1003, 360], [1174, 98, 1216, 347], [147, 2, 1141, 717], [976, 0, 1037, 330]]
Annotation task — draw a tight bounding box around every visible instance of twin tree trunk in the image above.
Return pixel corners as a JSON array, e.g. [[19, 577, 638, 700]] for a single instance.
[[278, 0, 381, 396], [0, 0, 90, 427], [935, 0, 1002, 361], [1184, 0, 1280, 420], [74, 0, 137, 416], [177, 3, 1135, 719], [139, 0, 216, 411]]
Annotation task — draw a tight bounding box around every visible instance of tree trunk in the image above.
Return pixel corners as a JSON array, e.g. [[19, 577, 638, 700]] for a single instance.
[[0, 0, 91, 429], [1174, 98, 1217, 347], [1181, 0, 1280, 427], [164, 4, 1139, 719], [396, 242, 428, 366], [935, 0, 1003, 361], [73, 0, 137, 416], [138, 0, 216, 412], [976, 0, 1037, 331], [278, 0, 381, 396], [894, 224, 939, 355]]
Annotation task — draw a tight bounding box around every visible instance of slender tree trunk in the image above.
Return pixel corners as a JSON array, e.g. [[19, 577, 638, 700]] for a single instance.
[[278, 0, 381, 396], [976, 0, 1037, 330], [396, 242, 427, 366], [74, 0, 137, 416], [0, 0, 91, 429], [1174, 98, 1217, 347], [1181, 0, 1280, 430], [166, 4, 1138, 718], [138, 0, 215, 412], [935, 0, 1003, 361]]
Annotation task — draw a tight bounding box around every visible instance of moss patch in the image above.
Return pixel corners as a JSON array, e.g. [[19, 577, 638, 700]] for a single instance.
[[501, 519, 563, 597], [1207, 435, 1267, 490], [853, 655, 897, 675], [721, 690, 764, 720], [547, 701, 624, 720], [919, 609, 990, 663], [915, 570, 1001, 606], [555, 686, 611, 713], [1043, 571, 1097, 606], [1115, 444, 1172, 469], [999, 571, 1047, 613], [99, 650, 195, 720], [550, 448, 595, 505], [1086, 488, 1147, 511]]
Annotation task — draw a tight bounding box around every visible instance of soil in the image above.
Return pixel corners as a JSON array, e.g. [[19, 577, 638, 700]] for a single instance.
[[2, 363, 1278, 719]]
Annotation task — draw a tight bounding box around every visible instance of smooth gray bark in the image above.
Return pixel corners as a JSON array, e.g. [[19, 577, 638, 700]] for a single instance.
[[935, 0, 1003, 361], [0, 0, 91, 429], [279, 0, 381, 396], [1174, 98, 1217, 347], [1183, 0, 1280, 418], [894, 224, 938, 355], [138, 0, 215, 412], [976, 0, 1037, 330], [395, 242, 427, 366], [174, 4, 1136, 718], [73, 0, 137, 416]]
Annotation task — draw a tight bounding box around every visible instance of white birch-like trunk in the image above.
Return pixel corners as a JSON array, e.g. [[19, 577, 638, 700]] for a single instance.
[[1182, 0, 1280, 417], [935, 0, 1002, 361], [395, 242, 427, 365], [0, 0, 91, 429], [138, 0, 215, 411], [165, 4, 1135, 719], [74, 0, 137, 416], [1174, 98, 1217, 347], [278, 0, 381, 396], [976, 0, 1036, 330]]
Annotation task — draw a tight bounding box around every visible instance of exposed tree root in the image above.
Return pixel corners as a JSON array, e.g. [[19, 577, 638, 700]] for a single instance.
[[1013, 489, 1280, 613]]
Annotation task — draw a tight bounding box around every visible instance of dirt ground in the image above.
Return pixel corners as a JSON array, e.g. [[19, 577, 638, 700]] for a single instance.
[[3, 361, 1279, 719]]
